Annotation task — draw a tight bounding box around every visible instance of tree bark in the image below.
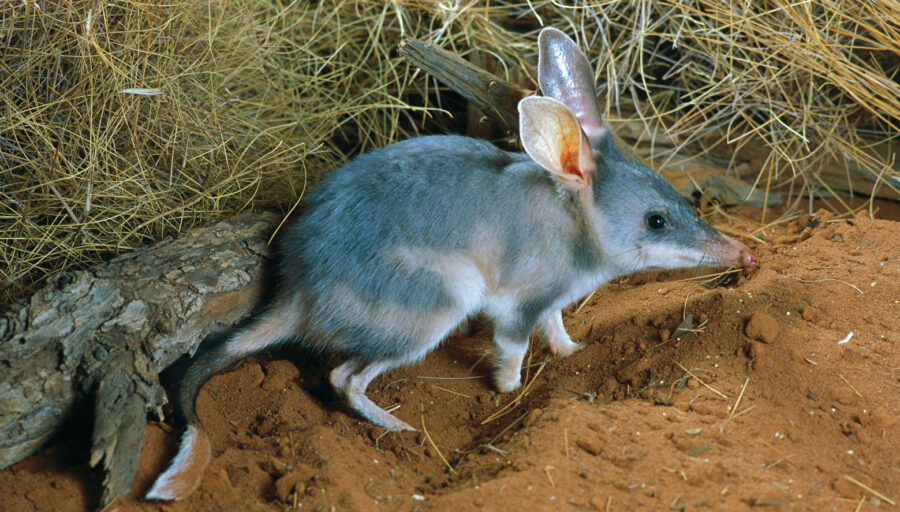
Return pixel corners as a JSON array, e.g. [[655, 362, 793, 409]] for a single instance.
[[0, 211, 277, 504]]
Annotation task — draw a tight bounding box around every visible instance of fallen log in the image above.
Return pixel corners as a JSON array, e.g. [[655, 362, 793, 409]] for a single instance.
[[0, 211, 277, 505]]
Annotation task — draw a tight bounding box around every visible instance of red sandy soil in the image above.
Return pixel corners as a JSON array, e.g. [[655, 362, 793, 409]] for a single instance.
[[1, 204, 898, 512]]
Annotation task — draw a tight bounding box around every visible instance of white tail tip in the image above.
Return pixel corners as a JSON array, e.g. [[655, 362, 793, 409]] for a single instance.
[[146, 424, 211, 501]]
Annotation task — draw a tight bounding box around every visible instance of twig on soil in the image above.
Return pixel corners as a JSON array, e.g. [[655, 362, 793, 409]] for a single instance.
[[458, 410, 528, 460], [674, 362, 729, 399], [651, 316, 703, 351], [884, 379, 900, 391], [416, 375, 487, 381], [671, 495, 708, 510], [374, 429, 392, 450], [670, 494, 683, 510], [481, 360, 548, 425], [364, 477, 406, 501], [651, 294, 710, 350], [839, 375, 863, 398], [729, 377, 750, 419], [401, 444, 422, 461], [558, 388, 598, 404], [421, 416, 457, 475], [764, 454, 794, 469], [729, 405, 756, 420], [382, 378, 407, 392], [429, 384, 472, 399], [522, 359, 552, 370], [482, 444, 510, 457], [842, 475, 896, 505], [680, 267, 743, 288], [467, 352, 489, 375], [749, 211, 803, 238], [575, 289, 597, 314], [785, 275, 863, 295], [662, 467, 688, 481], [544, 465, 555, 487]]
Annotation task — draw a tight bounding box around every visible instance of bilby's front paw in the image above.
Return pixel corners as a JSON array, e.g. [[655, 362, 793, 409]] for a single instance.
[[493, 366, 522, 394], [541, 311, 583, 357], [548, 335, 584, 357]]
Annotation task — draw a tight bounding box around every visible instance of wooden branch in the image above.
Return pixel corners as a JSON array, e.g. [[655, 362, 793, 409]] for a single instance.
[[398, 36, 529, 132], [0, 211, 277, 505]]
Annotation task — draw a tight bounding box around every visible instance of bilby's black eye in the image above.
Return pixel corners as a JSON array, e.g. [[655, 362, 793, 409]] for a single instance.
[[645, 213, 668, 231]]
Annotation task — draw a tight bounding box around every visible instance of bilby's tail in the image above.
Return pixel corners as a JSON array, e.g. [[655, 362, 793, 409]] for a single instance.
[[146, 303, 298, 500], [145, 424, 211, 500]]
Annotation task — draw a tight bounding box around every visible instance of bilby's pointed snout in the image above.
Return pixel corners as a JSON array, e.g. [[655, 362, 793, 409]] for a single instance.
[[740, 245, 757, 268], [704, 234, 757, 269]]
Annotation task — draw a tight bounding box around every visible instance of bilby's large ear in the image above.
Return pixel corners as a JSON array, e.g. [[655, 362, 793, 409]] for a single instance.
[[538, 27, 608, 144], [519, 96, 596, 191]]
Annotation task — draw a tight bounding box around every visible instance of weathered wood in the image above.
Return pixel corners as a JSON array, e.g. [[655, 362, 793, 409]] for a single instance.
[[0, 211, 277, 504], [398, 36, 528, 132]]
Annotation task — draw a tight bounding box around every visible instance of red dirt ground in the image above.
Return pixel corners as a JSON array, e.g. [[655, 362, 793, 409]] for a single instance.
[[1, 204, 898, 512]]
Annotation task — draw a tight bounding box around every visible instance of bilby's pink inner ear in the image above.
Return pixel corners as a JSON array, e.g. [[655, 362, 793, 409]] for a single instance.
[[518, 97, 596, 190], [538, 27, 608, 144]]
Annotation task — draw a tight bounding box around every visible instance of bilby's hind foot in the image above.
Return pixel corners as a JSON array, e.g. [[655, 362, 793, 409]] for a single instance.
[[330, 359, 416, 432], [347, 390, 416, 431]]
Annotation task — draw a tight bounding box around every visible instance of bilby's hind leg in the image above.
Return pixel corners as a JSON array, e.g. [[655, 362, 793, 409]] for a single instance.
[[330, 358, 416, 431]]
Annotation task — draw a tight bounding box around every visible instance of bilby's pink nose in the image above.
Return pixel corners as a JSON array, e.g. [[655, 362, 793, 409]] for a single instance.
[[703, 234, 757, 269], [740, 246, 757, 268]]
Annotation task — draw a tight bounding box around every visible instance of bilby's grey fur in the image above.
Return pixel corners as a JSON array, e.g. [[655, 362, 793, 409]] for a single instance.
[[148, 27, 754, 501]]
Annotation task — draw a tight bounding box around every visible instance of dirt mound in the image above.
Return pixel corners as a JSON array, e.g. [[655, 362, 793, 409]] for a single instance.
[[1, 211, 897, 512]]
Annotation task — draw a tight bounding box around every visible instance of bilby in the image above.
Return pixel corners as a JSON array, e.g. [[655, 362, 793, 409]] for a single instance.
[[146, 27, 756, 500]]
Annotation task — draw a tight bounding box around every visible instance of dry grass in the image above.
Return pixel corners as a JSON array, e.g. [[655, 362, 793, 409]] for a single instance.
[[3, 0, 899, 307], [0, 0, 440, 306]]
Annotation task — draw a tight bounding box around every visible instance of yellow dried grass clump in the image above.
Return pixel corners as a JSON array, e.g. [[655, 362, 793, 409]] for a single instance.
[[3, 1, 899, 307], [0, 1, 439, 306]]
